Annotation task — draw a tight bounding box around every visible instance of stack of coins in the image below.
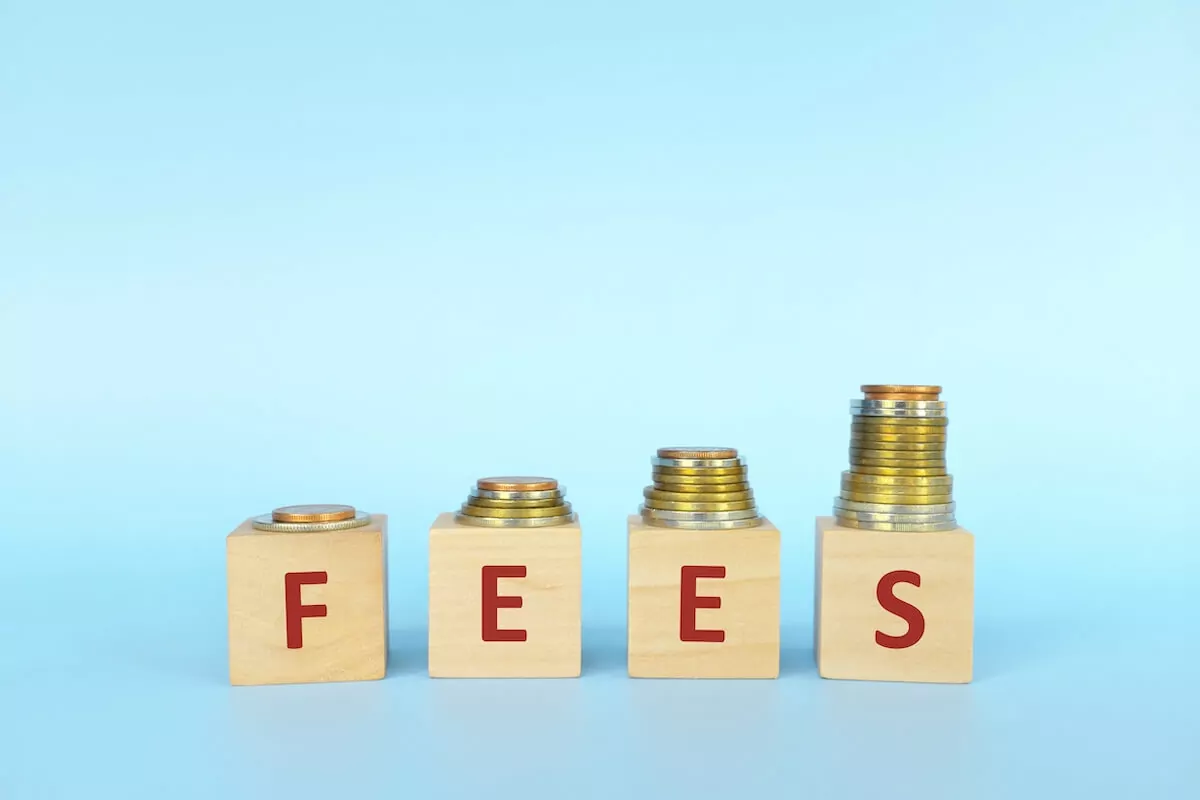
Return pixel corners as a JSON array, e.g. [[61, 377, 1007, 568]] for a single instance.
[[640, 447, 763, 529], [456, 476, 576, 527], [833, 385, 956, 532], [252, 504, 372, 532]]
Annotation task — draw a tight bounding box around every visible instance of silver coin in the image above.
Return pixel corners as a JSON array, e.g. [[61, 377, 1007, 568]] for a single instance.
[[835, 517, 959, 532], [851, 399, 946, 410], [834, 498, 957, 515], [835, 509, 957, 524], [651, 456, 744, 468], [639, 505, 760, 521], [641, 515, 764, 530], [454, 512, 577, 528], [470, 487, 564, 501], [252, 510, 372, 532], [852, 408, 947, 418]]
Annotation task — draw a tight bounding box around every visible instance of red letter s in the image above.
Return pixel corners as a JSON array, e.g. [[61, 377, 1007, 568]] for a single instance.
[[875, 570, 925, 649]]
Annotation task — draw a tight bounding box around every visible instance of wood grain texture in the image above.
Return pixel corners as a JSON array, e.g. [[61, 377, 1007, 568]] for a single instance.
[[226, 515, 388, 686], [627, 514, 780, 679], [428, 512, 581, 678], [814, 515, 973, 684]]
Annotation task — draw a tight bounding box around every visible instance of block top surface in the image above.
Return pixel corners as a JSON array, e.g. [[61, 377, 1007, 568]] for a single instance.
[[816, 515, 971, 538], [431, 510, 583, 533], [227, 513, 388, 539], [627, 513, 778, 534]]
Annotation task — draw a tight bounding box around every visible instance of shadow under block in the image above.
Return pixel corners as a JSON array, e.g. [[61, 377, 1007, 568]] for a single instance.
[[627, 515, 780, 679], [428, 512, 582, 678], [814, 516, 974, 684], [226, 515, 388, 686]]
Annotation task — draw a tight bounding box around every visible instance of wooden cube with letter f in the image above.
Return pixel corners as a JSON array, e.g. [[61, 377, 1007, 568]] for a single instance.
[[627, 515, 781, 678], [814, 516, 974, 683], [226, 505, 388, 686]]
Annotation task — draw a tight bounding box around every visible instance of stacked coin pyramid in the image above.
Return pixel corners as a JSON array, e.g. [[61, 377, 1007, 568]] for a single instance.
[[455, 476, 576, 527], [640, 447, 763, 529], [833, 385, 957, 532]]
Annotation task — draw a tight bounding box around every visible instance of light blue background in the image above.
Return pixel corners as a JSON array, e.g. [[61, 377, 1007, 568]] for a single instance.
[[2, 1, 1197, 797]]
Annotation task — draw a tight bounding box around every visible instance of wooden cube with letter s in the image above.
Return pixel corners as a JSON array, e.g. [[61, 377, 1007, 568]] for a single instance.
[[226, 504, 389, 686], [817, 384, 974, 683], [428, 477, 582, 678], [814, 516, 974, 683]]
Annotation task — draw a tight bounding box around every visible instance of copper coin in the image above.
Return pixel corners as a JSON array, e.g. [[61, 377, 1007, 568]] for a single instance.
[[272, 504, 357, 523], [861, 384, 941, 396]]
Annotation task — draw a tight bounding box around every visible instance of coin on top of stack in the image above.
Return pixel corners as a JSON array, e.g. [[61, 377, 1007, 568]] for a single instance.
[[456, 476, 576, 527], [641, 447, 763, 529], [252, 504, 372, 532], [834, 385, 957, 532]]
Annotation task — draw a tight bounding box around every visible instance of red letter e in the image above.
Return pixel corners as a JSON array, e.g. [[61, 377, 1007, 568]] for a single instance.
[[875, 570, 925, 649], [285, 571, 328, 649], [482, 565, 528, 642], [680, 565, 726, 642]]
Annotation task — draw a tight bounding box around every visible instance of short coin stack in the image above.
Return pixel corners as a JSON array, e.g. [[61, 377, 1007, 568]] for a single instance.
[[252, 504, 371, 532], [455, 476, 576, 527], [641, 447, 763, 529], [833, 385, 957, 532]]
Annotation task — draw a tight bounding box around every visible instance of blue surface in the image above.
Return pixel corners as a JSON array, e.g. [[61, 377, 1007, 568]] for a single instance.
[[1, 1, 1198, 797]]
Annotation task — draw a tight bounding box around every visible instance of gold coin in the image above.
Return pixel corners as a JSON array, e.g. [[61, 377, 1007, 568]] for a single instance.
[[861, 384, 941, 395], [644, 487, 753, 502], [852, 417, 949, 429], [850, 447, 945, 460], [656, 447, 738, 460], [851, 458, 947, 469], [654, 472, 749, 485], [653, 465, 747, 477], [464, 496, 564, 509], [854, 462, 945, 474], [839, 491, 954, 505], [841, 482, 950, 496], [842, 471, 952, 486], [476, 476, 558, 492], [849, 434, 940, 448], [841, 479, 950, 493], [863, 392, 940, 400], [651, 481, 749, 493], [459, 502, 571, 518], [834, 516, 957, 532], [642, 498, 757, 512], [272, 504, 356, 523]]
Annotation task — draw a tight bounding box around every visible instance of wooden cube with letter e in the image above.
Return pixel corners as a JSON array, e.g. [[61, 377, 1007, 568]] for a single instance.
[[814, 516, 974, 683], [428, 477, 582, 678], [627, 447, 781, 679], [226, 504, 388, 686]]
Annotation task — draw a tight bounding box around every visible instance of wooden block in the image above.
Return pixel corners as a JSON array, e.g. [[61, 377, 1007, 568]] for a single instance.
[[428, 512, 581, 677], [814, 515, 974, 684], [627, 514, 780, 679], [226, 515, 388, 686]]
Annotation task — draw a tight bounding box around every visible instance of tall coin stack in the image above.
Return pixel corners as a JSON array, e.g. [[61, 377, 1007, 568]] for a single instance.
[[833, 385, 957, 532], [640, 447, 763, 529], [455, 476, 577, 527]]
